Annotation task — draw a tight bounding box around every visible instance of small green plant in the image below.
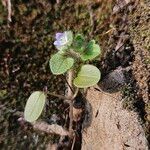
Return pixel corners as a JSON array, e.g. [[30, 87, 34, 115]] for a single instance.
[[24, 31, 101, 134]]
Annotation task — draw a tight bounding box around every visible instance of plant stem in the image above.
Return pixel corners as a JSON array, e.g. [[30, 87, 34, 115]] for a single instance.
[[65, 50, 81, 61], [67, 69, 74, 137], [47, 92, 71, 101], [62, 75, 74, 93]]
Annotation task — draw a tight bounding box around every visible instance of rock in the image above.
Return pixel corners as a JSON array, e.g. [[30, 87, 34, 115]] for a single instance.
[[82, 86, 148, 150]]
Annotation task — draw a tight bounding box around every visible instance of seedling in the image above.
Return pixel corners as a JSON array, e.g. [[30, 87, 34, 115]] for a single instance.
[[24, 31, 101, 136]]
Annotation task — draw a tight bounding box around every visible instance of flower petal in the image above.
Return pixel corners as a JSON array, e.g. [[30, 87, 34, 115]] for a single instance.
[[54, 41, 61, 46], [55, 33, 63, 40]]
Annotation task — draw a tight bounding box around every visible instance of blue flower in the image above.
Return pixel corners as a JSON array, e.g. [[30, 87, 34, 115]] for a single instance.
[[54, 31, 73, 51]]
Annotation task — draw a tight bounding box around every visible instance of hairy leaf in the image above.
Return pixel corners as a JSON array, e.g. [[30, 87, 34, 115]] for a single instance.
[[73, 64, 101, 88], [73, 34, 85, 52], [81, 40, 101, 61], [50, 52, 74, 75], [24, 91, 46, 122]]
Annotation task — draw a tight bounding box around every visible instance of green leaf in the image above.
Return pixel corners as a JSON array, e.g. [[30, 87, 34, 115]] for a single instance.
[[66, 31, 73, 46], [73, 34, 85, 52], [24, 91, 46, 122], [50, 52, 74, 75], [80, 40, 101, 61], [73, 64, 101, 88], [56, 45, 68, 51]]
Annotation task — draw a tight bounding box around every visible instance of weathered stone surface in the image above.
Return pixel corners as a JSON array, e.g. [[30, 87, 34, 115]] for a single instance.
[[129, 0, 150, 104], [82, 86, 148, 150]]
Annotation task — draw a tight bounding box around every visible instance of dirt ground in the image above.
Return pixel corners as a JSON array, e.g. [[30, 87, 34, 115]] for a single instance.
[[0, 0, 149, 149]]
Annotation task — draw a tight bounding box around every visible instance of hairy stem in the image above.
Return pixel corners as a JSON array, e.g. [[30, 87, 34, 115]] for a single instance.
[[67, 69, 74, 137]]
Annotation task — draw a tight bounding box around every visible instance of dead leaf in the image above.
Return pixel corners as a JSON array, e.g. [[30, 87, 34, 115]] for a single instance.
[[33, 121, 69, 136]]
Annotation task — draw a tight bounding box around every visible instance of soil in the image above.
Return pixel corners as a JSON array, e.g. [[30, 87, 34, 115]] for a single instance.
[[0, 0, 149, 149]]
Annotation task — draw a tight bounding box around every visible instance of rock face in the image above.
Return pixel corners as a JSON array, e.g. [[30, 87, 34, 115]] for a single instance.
[[82, 1, 150, 149], [82, 86, 148, 150], [129, 0, 150, 104]]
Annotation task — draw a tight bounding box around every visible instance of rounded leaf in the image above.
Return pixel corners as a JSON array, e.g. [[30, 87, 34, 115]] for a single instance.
[[73, 64, 101, 88], [24, 91, 46, 122], [81, 40, 101, 61], [73, 34, 85, 53], [50, 53, 74, 75]]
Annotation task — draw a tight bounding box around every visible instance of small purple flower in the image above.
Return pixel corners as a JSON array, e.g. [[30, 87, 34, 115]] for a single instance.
[[54, 32, 68, 46], [54, 31, 73, 50], [55, 33, 63, 40]]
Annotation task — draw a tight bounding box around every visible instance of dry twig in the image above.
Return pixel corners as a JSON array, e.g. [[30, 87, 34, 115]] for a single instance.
[[32, 121, 69, 136]]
